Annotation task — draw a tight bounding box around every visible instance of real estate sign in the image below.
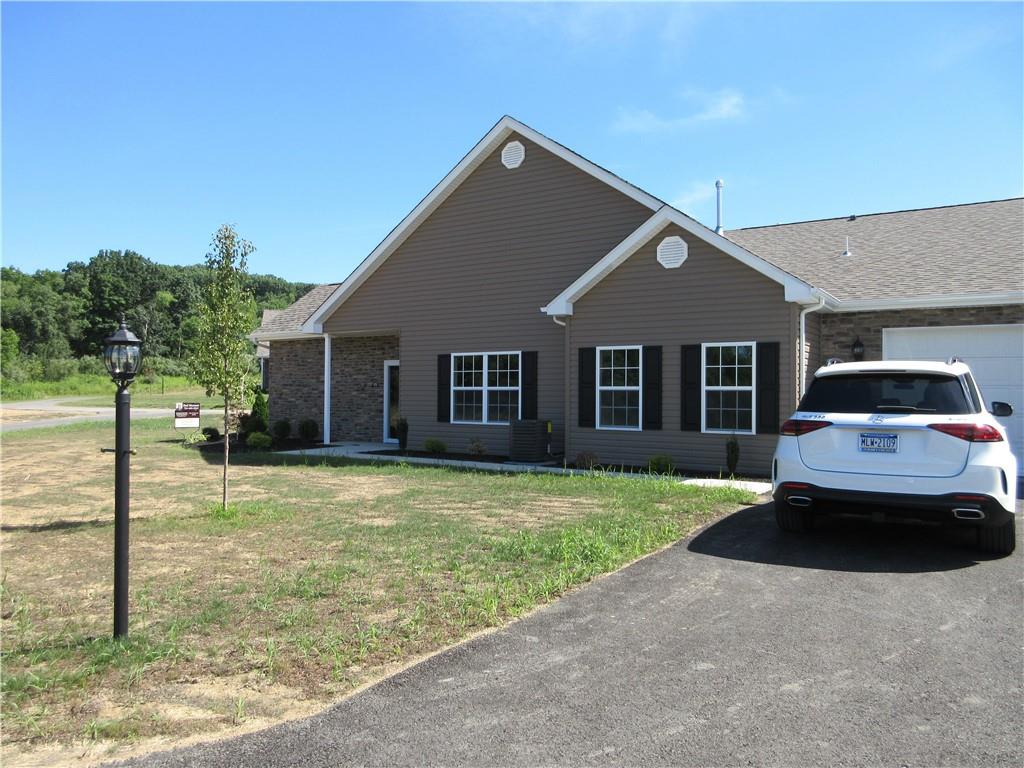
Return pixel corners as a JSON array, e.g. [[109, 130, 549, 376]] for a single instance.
[[174, 402, 201, 430]]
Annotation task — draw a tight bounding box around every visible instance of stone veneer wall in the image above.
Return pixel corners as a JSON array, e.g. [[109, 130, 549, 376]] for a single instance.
[[818, 304, 1024, 364], [267, 339, 324, 437], [330, 335, 400, 442]]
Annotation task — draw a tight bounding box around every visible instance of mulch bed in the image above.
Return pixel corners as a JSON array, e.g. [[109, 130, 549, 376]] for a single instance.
[[189, 437, 322, 454]]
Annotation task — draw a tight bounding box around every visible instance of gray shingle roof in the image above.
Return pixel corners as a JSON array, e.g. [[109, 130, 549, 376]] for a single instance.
[[254, 284, 339, 335], [726, 198, 1024, 302]]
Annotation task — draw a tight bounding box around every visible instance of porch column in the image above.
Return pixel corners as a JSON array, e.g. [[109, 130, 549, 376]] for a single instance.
[[322, 333, 332, 443]]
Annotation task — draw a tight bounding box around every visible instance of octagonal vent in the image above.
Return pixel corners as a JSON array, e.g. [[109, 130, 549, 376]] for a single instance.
[[656, 235, 688, 269], [501, 140, 525, 169]]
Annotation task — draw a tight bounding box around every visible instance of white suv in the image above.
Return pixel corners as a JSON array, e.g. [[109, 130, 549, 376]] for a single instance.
[[772, 359, 1018, 555]]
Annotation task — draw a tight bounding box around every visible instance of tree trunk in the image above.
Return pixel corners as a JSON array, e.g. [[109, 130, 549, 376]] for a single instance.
[[222, 395, 229, 513]]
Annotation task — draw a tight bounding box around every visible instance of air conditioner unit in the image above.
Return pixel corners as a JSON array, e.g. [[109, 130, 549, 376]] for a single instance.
[[508, 419, 548, 462]]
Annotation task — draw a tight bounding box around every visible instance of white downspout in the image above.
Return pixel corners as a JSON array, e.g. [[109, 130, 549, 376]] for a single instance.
[[551, 315, 566, 327], [322, 333, 332, 444], [798, 297, 826, 398]]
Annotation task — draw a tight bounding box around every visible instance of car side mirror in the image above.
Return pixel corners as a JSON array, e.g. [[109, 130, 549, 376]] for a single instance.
[[991, 401, 1013, 417]]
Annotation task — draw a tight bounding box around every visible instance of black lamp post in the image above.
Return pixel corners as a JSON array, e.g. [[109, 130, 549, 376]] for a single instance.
[[851, 336, 865, 362], [103, 317, 142, 638]]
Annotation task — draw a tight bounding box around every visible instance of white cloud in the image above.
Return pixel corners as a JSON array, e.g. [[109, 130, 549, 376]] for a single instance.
[[612, 88, 746, 134], [668, 181, 716, 213]]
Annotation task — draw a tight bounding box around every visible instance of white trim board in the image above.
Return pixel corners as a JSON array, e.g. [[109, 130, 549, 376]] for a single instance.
[[383, 359, 400, 444], [302, 116, 664, 333], [827, 291, 1024, 313], [542, 207, 823, 316], [250, 330, 319, 342]]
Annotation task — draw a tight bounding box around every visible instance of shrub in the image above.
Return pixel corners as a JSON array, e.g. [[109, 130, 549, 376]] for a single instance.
[[202, 426, 221, 442], [246, 391, 266, 434], [183, 430, 205, 445], [423, 437, 447, 454], [298, 418, 319, 443], [726, 436, 740, 476], [42, 357, 78, 382], [468, 437, 487, 456], [239, 407, 267, 437], [146, 355, 190, 377], [271, 419, 291, 442], [76, 355, 106, 376], [246, 431, 273, 451], [574, 451, 599, 470], [648, 454, 675, 475], [395, 417, 409, 451], [0, 328, 19, 374]]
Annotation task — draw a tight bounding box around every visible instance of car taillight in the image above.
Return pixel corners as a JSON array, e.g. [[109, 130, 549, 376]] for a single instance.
[[928, 423, 1003, 442], [780, 419, 832, 436]]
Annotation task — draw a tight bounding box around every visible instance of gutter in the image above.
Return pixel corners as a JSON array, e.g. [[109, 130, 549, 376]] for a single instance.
[[798, 296, 827, 398]]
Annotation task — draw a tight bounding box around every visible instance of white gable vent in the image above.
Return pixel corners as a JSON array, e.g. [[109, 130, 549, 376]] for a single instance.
[[501, 140, 525, 169], [656, 235, 688, 269]]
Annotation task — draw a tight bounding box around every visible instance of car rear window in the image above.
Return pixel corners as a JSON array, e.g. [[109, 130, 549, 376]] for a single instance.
[[799, 373, 973, 414]]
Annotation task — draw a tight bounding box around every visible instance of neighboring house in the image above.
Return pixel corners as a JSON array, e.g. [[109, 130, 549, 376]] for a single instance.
[[251, 116, 1024, 474]]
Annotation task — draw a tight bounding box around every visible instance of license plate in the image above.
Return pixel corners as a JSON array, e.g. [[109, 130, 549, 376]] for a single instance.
[[859, 433, 898, 453]]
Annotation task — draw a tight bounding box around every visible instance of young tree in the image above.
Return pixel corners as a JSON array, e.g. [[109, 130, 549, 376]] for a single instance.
[[189, 225, 257, 513]]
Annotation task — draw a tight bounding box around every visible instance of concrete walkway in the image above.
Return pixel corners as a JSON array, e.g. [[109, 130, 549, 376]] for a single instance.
[[113, 503, 1023, 767], [1, 396, 172, 432], [282, 442, 773, 494]]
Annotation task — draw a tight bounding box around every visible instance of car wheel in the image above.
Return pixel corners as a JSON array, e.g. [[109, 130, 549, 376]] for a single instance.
[[775, 499, 812, 533], [977, 520, 1016, 556]]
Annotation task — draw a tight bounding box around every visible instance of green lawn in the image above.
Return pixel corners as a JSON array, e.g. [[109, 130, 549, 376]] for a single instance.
[[1, 418, 754, 763], [2, 374, 196, 402], [58, 388, 223, 410]]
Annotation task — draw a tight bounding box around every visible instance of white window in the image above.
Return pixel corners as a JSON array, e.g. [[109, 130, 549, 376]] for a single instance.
[[702, 342, 756, 433], [597, 346, 642, 430], [451, 352, 521, 425]]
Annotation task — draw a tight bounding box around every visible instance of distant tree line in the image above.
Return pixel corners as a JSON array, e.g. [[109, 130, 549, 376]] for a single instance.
[[0, 249, 313, 382]]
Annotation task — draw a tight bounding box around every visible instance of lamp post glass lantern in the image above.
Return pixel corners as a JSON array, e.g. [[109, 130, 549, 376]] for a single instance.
[[104, 317, 141, 639], [103, 318, 142, 388]]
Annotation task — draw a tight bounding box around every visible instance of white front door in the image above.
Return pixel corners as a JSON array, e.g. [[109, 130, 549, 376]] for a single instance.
[[883, 324, 1024, 467], [383, 360, 400, 443]]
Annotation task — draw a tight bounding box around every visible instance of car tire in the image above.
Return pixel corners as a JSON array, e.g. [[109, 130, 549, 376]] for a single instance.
[[977, 520, 1016, 556], [775, 500, 812, 533]]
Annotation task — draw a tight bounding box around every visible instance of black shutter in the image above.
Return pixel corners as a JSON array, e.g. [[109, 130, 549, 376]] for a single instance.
[[437, 353, 451, 423], [681, 344, 701, 431], [578, 347, 596, 428], [756, 342, 780, 434], [642, 346, 662, 430], [521, 351, 538, 420]]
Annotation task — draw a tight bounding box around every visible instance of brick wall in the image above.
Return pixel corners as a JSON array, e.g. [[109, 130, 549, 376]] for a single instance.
[[330, 335, 399, 442], [818, 304, 1024, 364], [267, 339, 323, 437]]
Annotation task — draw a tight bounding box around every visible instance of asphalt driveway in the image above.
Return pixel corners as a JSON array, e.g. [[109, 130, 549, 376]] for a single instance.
[[118, 503, 1023, 767]]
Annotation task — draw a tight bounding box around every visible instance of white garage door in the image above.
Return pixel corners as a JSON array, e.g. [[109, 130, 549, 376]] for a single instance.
[[883, 324, 1024, 468]]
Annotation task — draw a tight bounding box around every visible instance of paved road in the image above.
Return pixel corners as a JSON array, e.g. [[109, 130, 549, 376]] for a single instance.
[[117, 503, 1023, 767], [1, 397, 171, 432]]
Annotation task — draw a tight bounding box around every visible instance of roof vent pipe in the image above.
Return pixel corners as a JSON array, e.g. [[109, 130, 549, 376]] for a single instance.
[[715, 179, 724, 234], [841, 236, 853, 257]]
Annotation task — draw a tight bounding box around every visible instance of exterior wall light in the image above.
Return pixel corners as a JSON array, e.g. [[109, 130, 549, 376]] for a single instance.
[[851, 336, 865, 361]]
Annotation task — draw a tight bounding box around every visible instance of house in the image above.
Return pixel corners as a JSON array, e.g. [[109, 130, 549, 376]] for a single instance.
[[251, 116, 1024, 475]]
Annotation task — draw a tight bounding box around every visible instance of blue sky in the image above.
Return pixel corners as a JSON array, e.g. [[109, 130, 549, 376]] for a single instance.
[[3, 2, 1022, 284]]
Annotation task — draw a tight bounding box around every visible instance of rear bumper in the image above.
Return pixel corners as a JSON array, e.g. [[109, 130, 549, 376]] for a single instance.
[[773, 483, 1014, 527]]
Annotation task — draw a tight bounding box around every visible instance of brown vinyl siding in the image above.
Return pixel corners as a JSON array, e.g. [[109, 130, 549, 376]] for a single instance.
[[567, 224, 796, 476], [320, 133, 653, 453]]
